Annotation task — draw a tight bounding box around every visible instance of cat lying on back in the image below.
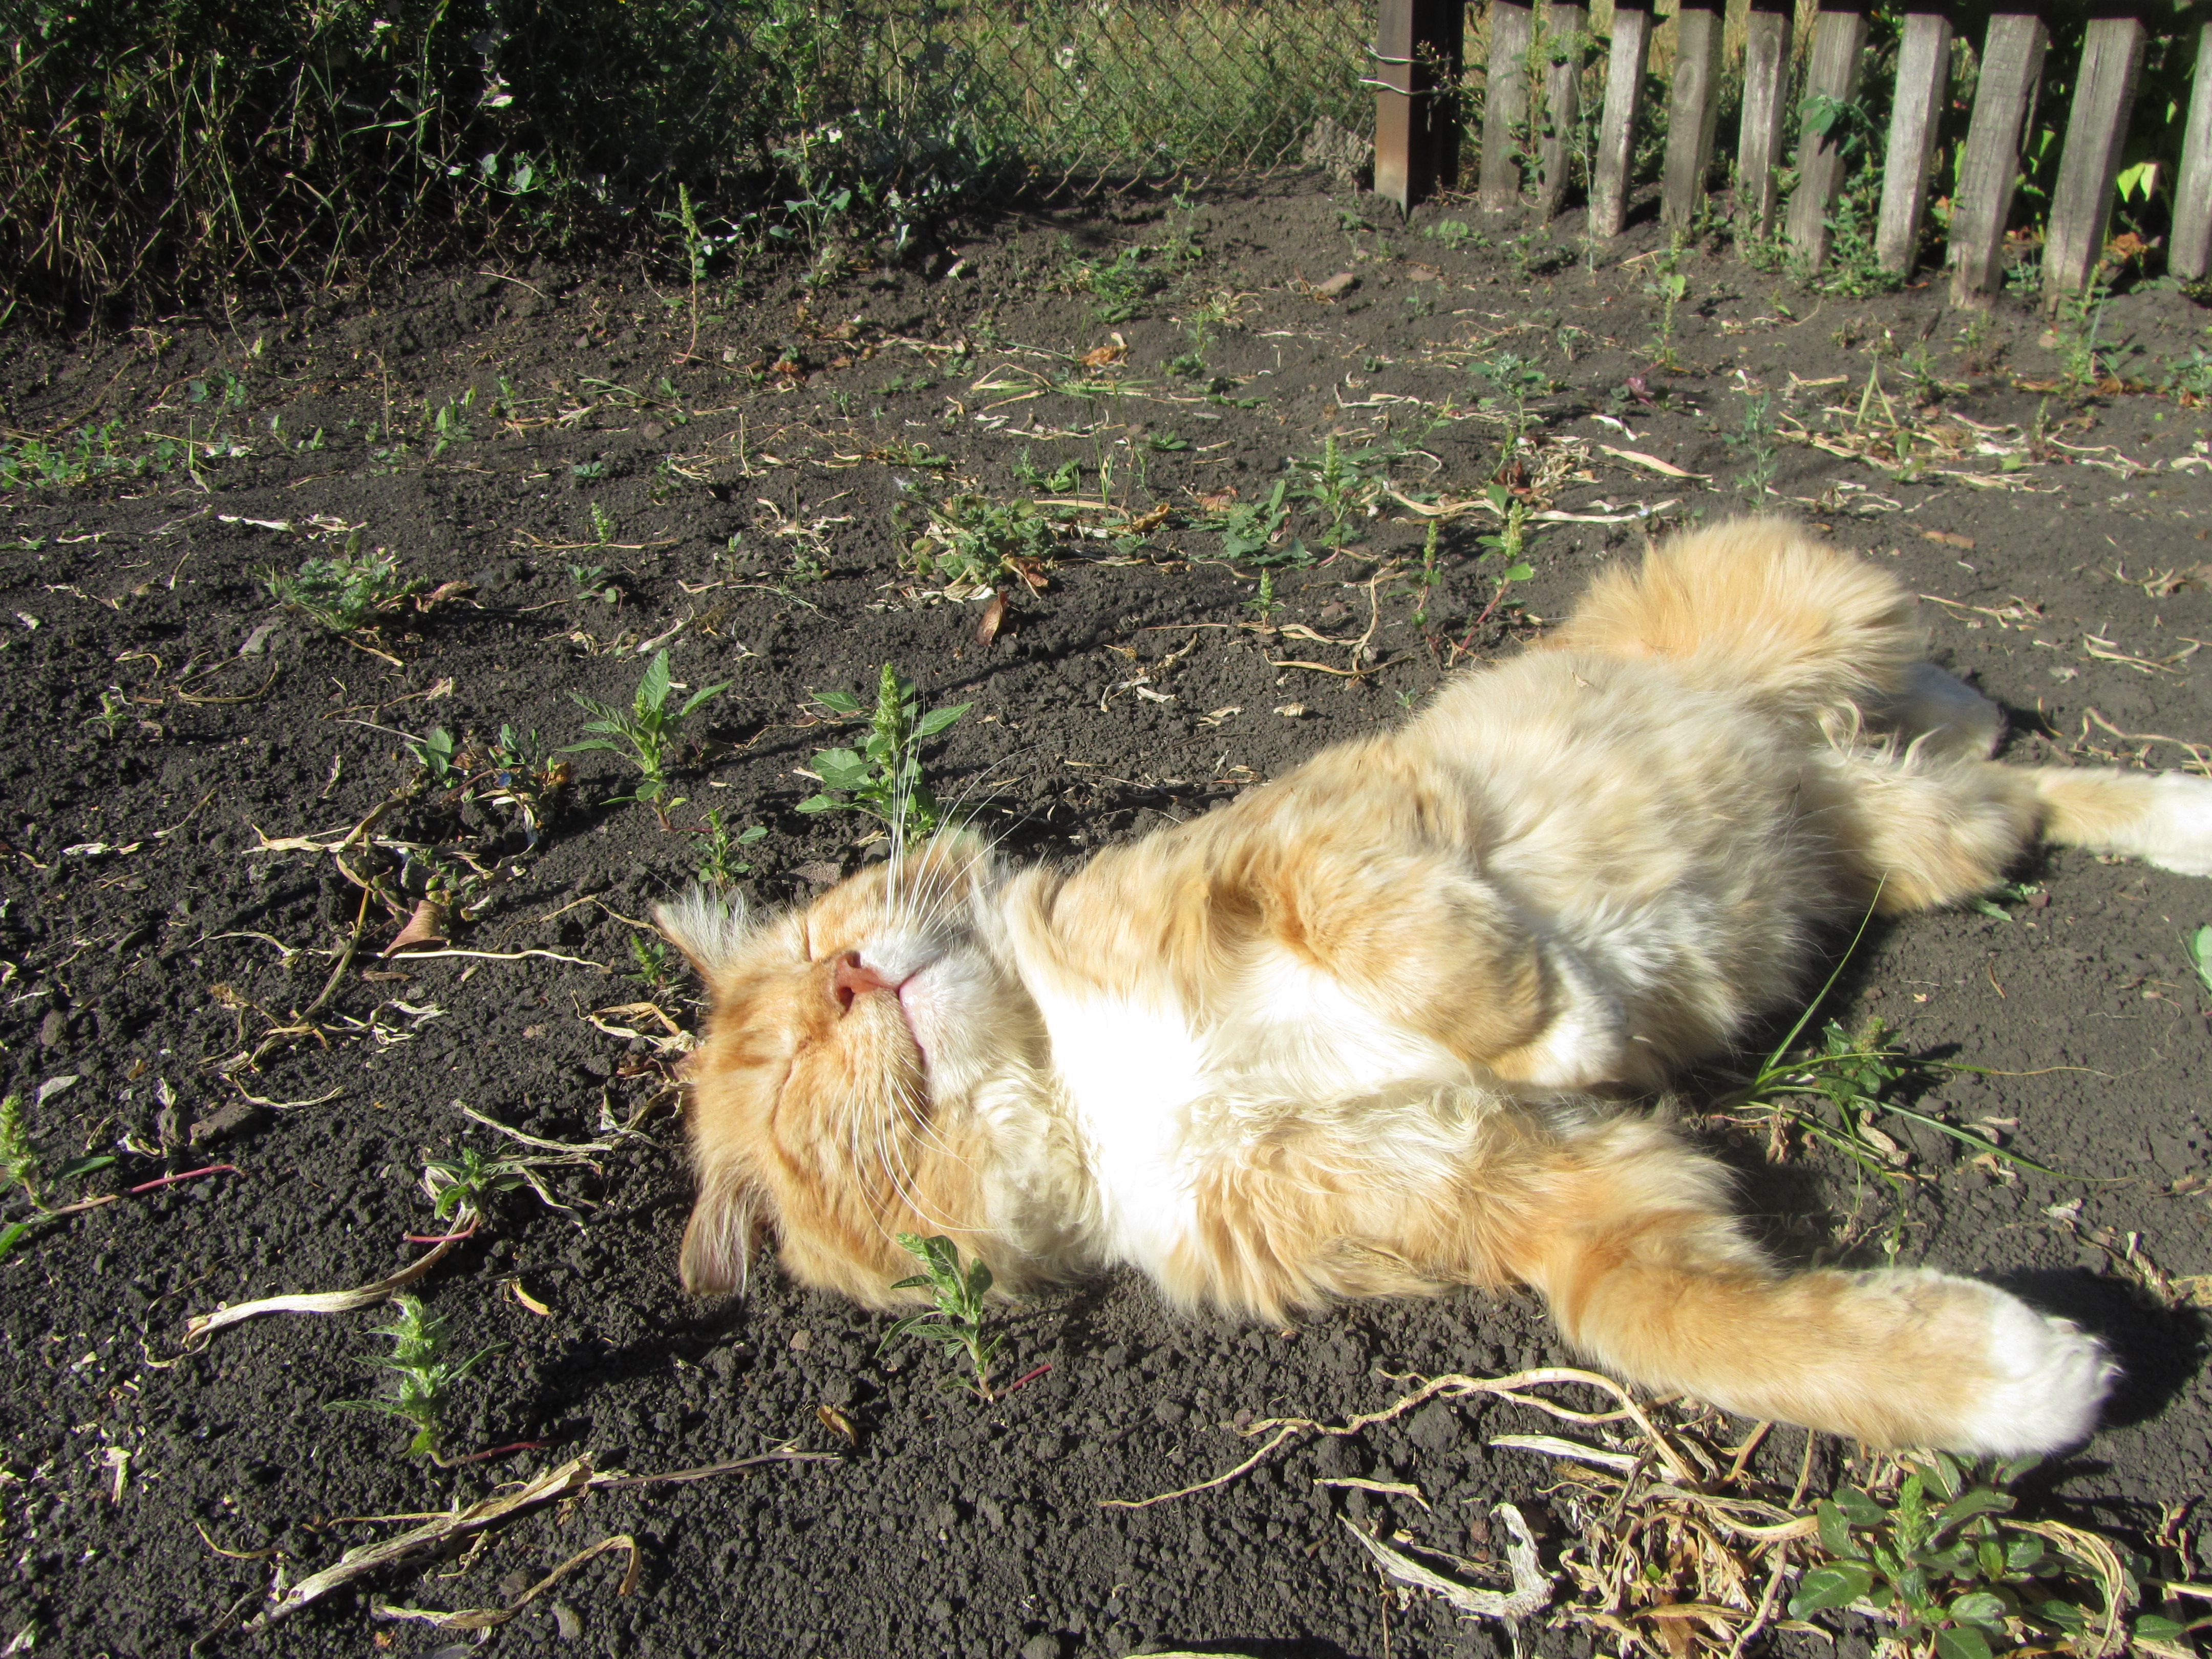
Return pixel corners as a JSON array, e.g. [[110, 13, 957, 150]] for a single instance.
[[660, 518, 2212, 1453]]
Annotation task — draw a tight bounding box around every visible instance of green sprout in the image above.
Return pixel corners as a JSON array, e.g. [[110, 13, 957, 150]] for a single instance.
[[420, 1145, 530, 1231], [1791, 1451, 2173, 1658], [631, 932, 675, 988], [881, 1233, 1002, 1401], [563, 649, 731, 826], [2186, 923, 2212, 1004], [331, 1294, 501, 1462], [1, 1092, 118, 1262], [83, 686, 134, 739], [402, 725, 458, 786], [262, 543, 424, 634], [797, 664, 970, 842], [567, 562, 617, 603], [696, 808, 767, 888]]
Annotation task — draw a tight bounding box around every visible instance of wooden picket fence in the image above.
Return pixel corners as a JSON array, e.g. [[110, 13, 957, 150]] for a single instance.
[[1371, 0, 2212, 304]]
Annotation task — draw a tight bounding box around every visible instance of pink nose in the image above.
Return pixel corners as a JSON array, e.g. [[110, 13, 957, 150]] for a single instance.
[[832, 952, 899, 1011]]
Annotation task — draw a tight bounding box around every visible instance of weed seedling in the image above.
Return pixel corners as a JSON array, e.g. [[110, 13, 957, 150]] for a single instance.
[[1413, 518, 1442, 630], [1247, 566, 1278, 625], [83, 687, 133, 739], [420, 1145, 528, 1231], [263, 543, 424, 635], [568, 562, 618, 603], [2186, 923, 2212, 1005], [1472, 352, 1553, 478], [588, 501, 619, 546], [1211, 478, 1304, 565], [1724, 389, 1781, 507], [798, 664, 971, 842], [696, 808, 767, 887], [1643, 247, 1689, 371], [2, 1092, 119, 1260], [881, 1232, 1002, 1401], [332, 1294, 501, 1462], [631, 932, 675, 989], [1474, 484, 1536, 579], [563, 649, 731, 826], [1293, 434, 1380, 556], [1791, 1450, 2158, 1656], [402, 725, 458, 788]]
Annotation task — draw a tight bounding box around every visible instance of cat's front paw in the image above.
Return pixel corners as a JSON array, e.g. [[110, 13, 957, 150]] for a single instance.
[[1943, 1279, 2116, 1455], [2142, 772, 2212, 877]]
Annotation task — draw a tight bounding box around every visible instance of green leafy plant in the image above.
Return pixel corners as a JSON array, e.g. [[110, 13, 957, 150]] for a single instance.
[[1643, 247, 1690, 371], [1790, 1451, 2155, 1658], [1064, 243, 1169, 323], [563, 650, 731, 825], [896, 485, 1062, 588], [1210, 477, 1305, 566], [1472, 351, 1553, 478], [83, 686, 134, 739], [1474, 484, 1536, 581], [1292, 434, 1384, 556], [880, 1232, 1002, 1400], [402, 725, 458, 787], [1724, 389, 1781, 507], [331, 1294, 501, 1461], [631, 932, 675, 988], [1247, 566, 1278, 624], [798, 665, 971, 841], [2186, 923, 2212, 1004], [2, 1092, 120, 1261], [263, 544, 424, 634], [588, 501, 619, 545], [696, 808, 768, 888], [420, 1146, 528, 1231], [568, 562, 617, 603]]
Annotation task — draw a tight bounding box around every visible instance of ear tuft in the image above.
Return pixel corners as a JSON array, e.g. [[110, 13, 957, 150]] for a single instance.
[[679, 1159, 764, 1296], [655, 886, 753, 979]]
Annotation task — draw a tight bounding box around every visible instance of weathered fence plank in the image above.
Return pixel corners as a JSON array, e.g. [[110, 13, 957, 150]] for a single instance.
[[1535, 2, 1589, 220], [1875, 11, 1952, 274], [1481, 1, 1537, 210], [1786, 3, 1871, 266], [1662, 4, 1726, 231], [1947, 12, 2047, 305], [1374, 0, 1466, 211], [1591, 5, 1653, 236], [2176, 19, 2212, 281], [2043, 16, 2146, 303], [1734, 0, 1794, 243]]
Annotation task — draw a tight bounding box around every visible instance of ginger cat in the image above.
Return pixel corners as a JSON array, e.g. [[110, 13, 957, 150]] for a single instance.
[[660, 519, 2212, 1453]]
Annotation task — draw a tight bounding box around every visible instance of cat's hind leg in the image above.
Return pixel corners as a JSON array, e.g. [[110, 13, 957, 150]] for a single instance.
[[1864, 661, 2004, 759], [1499, 1115, 2113, 1452]]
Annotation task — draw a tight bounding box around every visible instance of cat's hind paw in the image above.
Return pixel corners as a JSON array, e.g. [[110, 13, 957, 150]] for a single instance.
[[1944, 1282, 2117, 1455]]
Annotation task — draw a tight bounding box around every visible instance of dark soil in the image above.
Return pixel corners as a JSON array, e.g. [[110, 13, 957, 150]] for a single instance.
[[4, 175, 2211, 1659]]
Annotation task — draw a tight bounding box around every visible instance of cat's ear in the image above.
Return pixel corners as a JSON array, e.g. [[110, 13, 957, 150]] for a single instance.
[[680, 1152, 765, 1296], [655, 888, 754, 980]]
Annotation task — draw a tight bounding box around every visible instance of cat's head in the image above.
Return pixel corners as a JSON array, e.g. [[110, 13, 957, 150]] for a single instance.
[[656, 833, 1044, 1307]]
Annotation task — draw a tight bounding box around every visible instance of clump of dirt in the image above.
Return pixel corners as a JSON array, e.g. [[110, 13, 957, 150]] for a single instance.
[[3, 176, 2209, 1657]]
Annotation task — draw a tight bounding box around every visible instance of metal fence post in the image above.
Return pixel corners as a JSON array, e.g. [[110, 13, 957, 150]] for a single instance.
[[1374, 0, 1467, 212]]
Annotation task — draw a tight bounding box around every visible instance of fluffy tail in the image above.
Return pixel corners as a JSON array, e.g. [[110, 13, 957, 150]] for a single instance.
[[1500, 1118, 2114, 1452], [1545, 517, 1926, 726]]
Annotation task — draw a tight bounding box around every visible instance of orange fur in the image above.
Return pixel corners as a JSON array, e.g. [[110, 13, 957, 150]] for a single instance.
[[657, 519, 2212, 1451]]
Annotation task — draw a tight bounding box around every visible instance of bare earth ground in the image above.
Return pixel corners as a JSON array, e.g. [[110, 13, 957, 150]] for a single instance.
[[3, 174, 2210, 1659]]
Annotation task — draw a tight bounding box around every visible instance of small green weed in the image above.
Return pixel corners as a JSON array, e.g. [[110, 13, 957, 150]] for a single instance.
[[1247, 566, 1278, 624], [1292, 434, 1384, 556], [588, 501, 619, 545], [1473, 485, 1536, 581], [331, 1294, 501, 1462], [568, 562, 618, 603], [1643, 248, 1689, 371], [0, 422, 174, 491], [1064, 243, 1169, 323], [83, 686, 135, 739], [798, 665, 971, 842], [402, 725, 458, 786], [563, 649, 731, 825], [2186, 923, 2212, 1003], [1, 1092, 117, 1261], [696, 808, 767, 888], [896, 485, 1061, 588], [262, 544, 424, 635], [881, 1232, 1002, 1401], [1724, 389, 1781, 507], [420, 1146, 528, 1231], [1422, 218, 1485, 251], [1472, 352, 1553, 478], [1792, 1450, 2166, 1657], [631, 932, 675, 988]]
